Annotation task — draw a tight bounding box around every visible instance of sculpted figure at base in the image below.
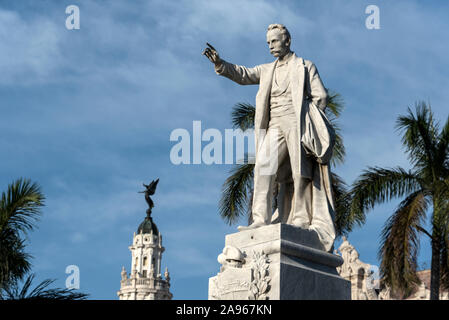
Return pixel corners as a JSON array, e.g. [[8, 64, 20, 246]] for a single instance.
[[204, 24, 336, 251]]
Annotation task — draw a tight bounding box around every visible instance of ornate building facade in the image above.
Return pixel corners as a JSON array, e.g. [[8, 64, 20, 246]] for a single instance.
[[335, 237, 449, 300], [117, 213, 172, 300]]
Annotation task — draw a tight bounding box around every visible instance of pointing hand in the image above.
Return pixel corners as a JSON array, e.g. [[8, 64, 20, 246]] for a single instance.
[[202, 42, 222, 66]]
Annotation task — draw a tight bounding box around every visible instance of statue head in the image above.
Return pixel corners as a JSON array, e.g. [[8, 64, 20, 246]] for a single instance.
[[266, 24, 291, 58]]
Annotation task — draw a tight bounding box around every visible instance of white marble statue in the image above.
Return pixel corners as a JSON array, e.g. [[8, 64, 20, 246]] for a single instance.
[[203, 24, 336, 251]]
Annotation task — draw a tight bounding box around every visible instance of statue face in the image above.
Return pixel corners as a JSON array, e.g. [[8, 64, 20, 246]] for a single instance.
[[266, 29, 290, 58]]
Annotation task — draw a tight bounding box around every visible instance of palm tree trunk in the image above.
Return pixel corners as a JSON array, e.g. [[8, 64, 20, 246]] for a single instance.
[[430, 236, 441, 300]]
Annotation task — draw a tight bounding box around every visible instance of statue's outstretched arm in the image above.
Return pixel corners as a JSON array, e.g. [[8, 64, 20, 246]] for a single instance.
[[215, 61, 261, 86], [203, 42, 261, 86]]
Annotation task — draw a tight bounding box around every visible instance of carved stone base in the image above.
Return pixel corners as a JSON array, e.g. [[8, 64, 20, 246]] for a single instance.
[[208, 223, 351, 300]]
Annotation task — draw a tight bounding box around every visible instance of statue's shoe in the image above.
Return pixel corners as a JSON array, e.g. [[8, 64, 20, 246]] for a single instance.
[[237, 221, 266, 232]]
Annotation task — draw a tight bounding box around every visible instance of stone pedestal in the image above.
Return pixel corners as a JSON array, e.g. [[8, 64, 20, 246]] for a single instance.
[[208, 223, 350, 300]]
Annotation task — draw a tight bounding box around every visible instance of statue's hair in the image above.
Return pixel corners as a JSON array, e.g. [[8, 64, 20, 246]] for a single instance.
[[267, 24, 291, 43]]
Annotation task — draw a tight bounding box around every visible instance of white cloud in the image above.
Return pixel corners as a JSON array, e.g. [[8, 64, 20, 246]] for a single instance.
[[0, 9, 63, 85], [70, 232, 88, 244]]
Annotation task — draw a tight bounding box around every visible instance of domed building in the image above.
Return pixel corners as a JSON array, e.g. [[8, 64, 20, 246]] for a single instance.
[[117, 180, 172, 300]]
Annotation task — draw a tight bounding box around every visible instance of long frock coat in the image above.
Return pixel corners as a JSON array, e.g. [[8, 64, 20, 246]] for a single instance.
[[215, 53, 336, 251]]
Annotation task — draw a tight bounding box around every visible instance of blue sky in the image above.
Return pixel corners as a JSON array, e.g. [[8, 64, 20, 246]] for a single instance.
[[0, 0, 448, 299]]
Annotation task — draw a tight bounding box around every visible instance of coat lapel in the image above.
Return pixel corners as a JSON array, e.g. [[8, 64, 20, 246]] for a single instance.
[[254, 61, 276, 155], [289, 54, 309, 177], [289, 54, 305, 119], [256, 61, 276, 130]]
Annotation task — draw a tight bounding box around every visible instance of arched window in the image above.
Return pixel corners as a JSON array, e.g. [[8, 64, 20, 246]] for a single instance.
[[143, 256, 148, 266]]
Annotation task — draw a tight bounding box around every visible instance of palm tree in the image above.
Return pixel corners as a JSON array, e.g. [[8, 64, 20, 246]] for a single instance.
[[0, 178, 43, 290], [219, 92, 355, 236], [0, 178, 88, 300], [349, 102, 449, 300]]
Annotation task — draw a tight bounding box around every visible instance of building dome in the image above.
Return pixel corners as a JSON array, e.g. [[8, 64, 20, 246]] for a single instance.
[[137, 215, 159, 234], [118, 179, 172, 301]]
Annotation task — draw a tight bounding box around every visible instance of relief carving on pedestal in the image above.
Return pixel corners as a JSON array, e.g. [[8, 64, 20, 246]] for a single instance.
[[210, 247, 271, 300], [248, 251, 271, 300]]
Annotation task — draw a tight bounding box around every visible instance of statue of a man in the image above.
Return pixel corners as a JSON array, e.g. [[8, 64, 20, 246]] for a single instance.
[[204, 24, 336, 251]]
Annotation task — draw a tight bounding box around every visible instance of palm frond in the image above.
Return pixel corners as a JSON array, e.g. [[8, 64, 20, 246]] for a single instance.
[[325, 92, 346, 166], [219, 162, 254, 225], [396, 102, 439, 172], [350, 167, 421, 226], [436, 114, 449, 177], [326, 91, 344, 119], [231, 103, 255, 131], [0, 230, 32, 289], [0, 178, 45, 234], [0, 179, 43, 289], [1, 274, 88, 300], [378, 190, 429, 298], [331, 172, 353, 237], [331, 127, 345, 166]]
